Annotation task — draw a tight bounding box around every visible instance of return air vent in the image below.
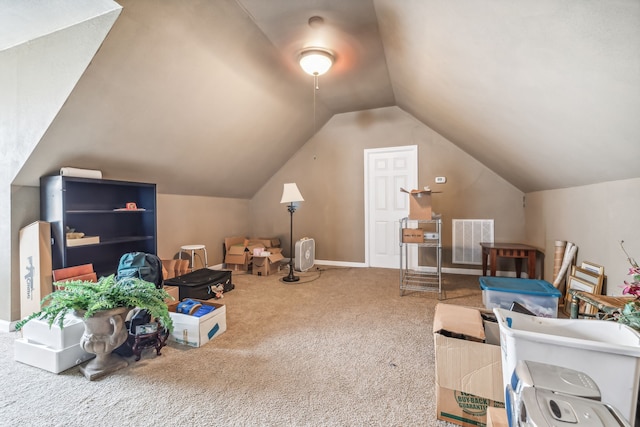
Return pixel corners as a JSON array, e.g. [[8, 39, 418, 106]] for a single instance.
[[452, 219, 494, 265]]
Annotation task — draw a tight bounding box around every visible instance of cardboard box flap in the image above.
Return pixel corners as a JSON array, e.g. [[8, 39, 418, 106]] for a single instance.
[[227, 244, 247, 255], [246, 243, 264, 253], [401, 187, 431, 195], [267, 252, 284, 263], [433, 303, 486, 341], [268, 247, 283, 254], [434, 334, 504, 403], [249, 237, 281, 248], [400, 187, 442, 195], [253, 252, 284, 266], [224, 236, 246, 251], [225, 253, 249, 264]]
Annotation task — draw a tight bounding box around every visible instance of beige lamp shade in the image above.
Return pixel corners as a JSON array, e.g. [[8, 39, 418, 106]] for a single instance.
[[281, 183, 304, 204]]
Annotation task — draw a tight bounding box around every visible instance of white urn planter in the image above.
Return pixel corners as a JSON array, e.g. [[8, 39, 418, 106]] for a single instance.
[[76, 306, 131, 380]]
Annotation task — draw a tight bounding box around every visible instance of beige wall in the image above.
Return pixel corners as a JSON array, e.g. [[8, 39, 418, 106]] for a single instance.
[[9, 186, 41, 321], [6, 107, 635, 325], [0, 2, 121, 325], [250, 106, 526, 270], [525, 178, 640, 295], [157, 194, 251, 268]]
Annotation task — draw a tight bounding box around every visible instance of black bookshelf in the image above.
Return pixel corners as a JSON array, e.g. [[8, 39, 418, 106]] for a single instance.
[[40, 176, 157, 278]]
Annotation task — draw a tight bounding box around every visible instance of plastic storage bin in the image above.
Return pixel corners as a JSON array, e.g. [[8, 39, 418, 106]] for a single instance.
[[479, 276, 561, 317], [494, 308, 640, 424]]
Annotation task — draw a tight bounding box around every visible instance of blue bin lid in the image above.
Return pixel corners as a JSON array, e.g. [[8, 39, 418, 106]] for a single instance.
[[478, 276, 562, 298]]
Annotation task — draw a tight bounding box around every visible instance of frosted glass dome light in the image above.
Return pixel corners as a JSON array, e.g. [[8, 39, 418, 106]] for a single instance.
[[299, 49, 334, 76]]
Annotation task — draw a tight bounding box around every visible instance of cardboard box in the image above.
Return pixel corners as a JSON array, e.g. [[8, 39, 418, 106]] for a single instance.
[[486, 407, 508, 427], [162, 259, 189, 280], [19, 221, 53, 318], [225, 252, 251, 271], [168, 300, 226, 347], [163, 285, 179, 304], [402, 228, 424, 243], [66, 236, 100, 247], [249, 237, 281, 249], [14, 338, 94, 374], [252, 252, 285, 276], [21, 314, 85, 350], [224, 237, 252, 270], [400, 188, 432, 220], [433, 303, 504, 427]]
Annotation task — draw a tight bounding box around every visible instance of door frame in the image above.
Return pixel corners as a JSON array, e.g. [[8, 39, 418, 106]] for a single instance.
[[363, 145, 418, 267]]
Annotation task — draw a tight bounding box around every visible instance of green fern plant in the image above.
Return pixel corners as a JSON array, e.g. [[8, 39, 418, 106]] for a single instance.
[[15, 274, 174, 332]]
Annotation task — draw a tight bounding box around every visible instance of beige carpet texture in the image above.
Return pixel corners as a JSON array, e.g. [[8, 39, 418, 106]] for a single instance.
[[1, 267, 485, 426]]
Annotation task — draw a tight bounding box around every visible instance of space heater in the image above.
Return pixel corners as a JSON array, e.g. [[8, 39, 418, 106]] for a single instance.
[[295, 237, 315, 272]]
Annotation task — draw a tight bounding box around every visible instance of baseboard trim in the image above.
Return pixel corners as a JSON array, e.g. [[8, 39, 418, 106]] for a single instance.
[[314, 260, 368, 268], [315, 262, 523, 278]]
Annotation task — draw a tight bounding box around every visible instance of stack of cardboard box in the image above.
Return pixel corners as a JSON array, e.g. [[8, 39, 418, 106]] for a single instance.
[[224, 237, 282, 274]]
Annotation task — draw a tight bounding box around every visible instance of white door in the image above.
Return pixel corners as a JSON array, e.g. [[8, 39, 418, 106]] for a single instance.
[[364, 146, 418, 268]]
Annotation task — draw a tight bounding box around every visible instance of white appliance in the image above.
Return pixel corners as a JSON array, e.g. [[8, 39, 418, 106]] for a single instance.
[[517, 387, 630, 427], [511, 360, 601, 400], [294, 237, 315, 272], [506, 360, 602, 427]]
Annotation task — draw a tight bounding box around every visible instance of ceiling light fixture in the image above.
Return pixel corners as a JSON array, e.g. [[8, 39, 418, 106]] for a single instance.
[[299, 47, 335, 132], [299, 48, 334, 78]]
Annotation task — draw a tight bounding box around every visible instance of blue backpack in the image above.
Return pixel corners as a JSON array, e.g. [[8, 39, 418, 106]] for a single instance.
[[116, 252, 164, 289]]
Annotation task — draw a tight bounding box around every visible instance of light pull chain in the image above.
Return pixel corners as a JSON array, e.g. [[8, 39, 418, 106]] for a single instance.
[[313, 73, 319, 132]]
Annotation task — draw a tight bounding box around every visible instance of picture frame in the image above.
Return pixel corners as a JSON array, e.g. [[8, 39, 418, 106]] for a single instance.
[[563, 274, 598, 317], [571, 265, 604, 290], [580, 261, 604, 276]]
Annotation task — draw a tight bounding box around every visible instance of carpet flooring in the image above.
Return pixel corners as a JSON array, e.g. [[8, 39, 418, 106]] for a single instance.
[[1, 266, 485, 426]]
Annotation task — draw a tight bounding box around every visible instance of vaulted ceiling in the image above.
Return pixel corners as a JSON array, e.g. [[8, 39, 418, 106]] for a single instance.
[[11, 0, 640, 197]]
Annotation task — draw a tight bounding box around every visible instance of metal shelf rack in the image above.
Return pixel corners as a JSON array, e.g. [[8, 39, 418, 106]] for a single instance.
[[399, 217, 442, 298]]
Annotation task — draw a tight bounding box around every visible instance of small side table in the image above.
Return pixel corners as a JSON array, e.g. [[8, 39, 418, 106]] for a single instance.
[[480, 242, 538, 279], [131, 329, 169, 361]]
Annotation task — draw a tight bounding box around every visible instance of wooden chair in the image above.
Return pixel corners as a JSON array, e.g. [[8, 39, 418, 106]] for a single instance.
[[569, 289, 634, 320]]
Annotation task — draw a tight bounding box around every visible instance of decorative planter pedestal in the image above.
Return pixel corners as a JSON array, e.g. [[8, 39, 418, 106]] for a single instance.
[[76, 307, 131, 380]]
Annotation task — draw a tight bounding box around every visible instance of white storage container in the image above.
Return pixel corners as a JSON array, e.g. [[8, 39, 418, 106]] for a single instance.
[[20, 315, 85, 350], [14, 338, 94, 374], [494, 308, 640, 424], [480, 277, 561, 317]]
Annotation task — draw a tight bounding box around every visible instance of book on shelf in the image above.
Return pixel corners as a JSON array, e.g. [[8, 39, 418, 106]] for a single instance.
[[66, 236, 100, 247]]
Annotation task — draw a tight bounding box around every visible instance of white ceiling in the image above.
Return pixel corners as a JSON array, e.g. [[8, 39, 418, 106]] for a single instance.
[[11, 0, 640, 196]]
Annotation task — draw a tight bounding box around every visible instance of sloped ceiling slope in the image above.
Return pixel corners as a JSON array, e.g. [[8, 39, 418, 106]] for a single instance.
[[13, 0, 640, 196], [375, 0, 640, 192], [15, 0, 336, 198]]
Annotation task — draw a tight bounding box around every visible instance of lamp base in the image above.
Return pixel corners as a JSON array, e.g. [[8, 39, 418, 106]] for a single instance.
[[282, 263, 300, 283]]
